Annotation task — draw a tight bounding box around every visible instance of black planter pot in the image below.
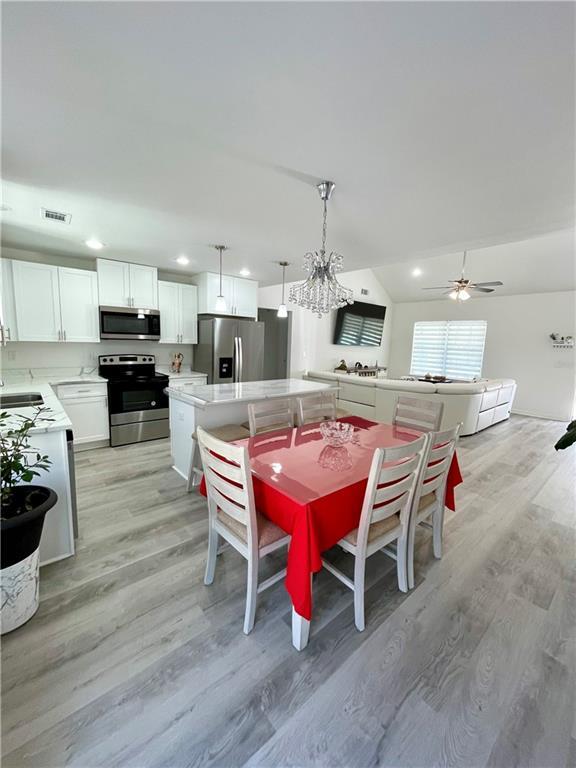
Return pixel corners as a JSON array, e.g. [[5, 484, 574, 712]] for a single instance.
[[1, 485, 58, 569]]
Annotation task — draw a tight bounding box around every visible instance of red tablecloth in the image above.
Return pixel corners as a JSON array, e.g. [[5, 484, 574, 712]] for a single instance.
[[200, 417, 462, 621]]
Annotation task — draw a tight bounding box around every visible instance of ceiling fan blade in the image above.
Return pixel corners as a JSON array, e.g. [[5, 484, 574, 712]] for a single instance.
[[472, 281, 503, 287], [422, 286, 452, 290], [470, 286, 494, 293]]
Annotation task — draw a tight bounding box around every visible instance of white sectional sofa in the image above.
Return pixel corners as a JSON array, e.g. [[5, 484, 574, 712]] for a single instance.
[[303, 371, 517, 436]]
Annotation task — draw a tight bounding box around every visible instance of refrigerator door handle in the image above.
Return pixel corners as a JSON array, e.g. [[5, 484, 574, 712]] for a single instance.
[[233, 335, 239, 383], [238, 336, 243, 382]]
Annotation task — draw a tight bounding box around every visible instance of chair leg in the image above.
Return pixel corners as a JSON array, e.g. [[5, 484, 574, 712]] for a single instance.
[[406, 522, 416, 590], [204, 522, 219, 585], [243, 555, 259, 634], [433, 505, 445, 559], [353, 556, 366, 631], [397, 534, 409, 593]]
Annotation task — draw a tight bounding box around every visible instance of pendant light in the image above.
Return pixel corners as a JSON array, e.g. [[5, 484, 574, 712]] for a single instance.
[[277, 261, 289, 318], [289, 181, 353, 318], [213, 244, 228, 313]]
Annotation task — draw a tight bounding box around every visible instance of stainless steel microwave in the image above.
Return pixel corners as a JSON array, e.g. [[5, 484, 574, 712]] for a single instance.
[[99, 306, 161, 340]]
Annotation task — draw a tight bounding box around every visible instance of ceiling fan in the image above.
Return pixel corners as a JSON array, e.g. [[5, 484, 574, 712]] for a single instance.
[[422, 251, 503, 301]]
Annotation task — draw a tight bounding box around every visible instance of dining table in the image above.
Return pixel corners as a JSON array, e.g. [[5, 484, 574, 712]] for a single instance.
[[200, 415, 463, 650]]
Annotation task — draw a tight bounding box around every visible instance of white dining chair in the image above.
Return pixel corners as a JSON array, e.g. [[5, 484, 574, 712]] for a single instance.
[[321, 434, 429, 631], [197, 426, 290, 634], [393, 395, 444, 433], [407, 424, 461, 589], [186, 423, 250, 491], [247, 398, 295, 437], [297, 391, 344, 425]]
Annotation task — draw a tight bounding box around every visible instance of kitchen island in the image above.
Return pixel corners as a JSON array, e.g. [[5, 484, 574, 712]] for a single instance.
[[167, 378, 336, 480], [0, 380, 77, 565]]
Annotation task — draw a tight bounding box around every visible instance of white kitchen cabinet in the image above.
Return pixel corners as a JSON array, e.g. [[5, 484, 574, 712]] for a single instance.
[[180, 284, 198, 343], [97, 258, 158, 309], [13, 261, 62, 342], [195, 272, 257, 318], [13, 261, 99, 343], [130, 263, 158, 308], [158, 281, 197, 344], [158, 281, 180, 343], [57, 382, 109, 448], [167, 373, 207, 390], [58, 268, 99, 342], [233, 277, 259, 318], [0, 259, 19, 342]]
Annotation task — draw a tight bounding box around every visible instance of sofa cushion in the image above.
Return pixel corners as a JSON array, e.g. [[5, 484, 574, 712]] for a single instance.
[[376, 379, 438, 393], [435, 382, 485, 394]]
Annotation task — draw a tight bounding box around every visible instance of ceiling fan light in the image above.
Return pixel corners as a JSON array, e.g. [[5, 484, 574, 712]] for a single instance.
[[448, 290, 459, 300], [459, 289, 471, 301]]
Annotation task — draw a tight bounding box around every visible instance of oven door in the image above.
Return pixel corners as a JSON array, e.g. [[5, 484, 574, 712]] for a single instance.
[[108, 377, 169, 424], [100, 306, 161, 340]]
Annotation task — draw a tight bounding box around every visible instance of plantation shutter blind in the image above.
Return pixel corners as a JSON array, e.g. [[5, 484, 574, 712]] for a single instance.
[[410, 320, 487, 379], [339, 313, 383, 346]]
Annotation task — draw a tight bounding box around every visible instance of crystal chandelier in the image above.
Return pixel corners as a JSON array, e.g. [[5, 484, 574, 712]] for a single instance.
[[289, 181, 353, 318]]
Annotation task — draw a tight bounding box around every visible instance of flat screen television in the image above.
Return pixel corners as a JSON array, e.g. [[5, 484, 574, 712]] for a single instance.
[[333, 301, 386, 346]]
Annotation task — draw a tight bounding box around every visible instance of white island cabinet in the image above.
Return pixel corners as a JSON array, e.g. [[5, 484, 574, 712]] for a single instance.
[[166, 378, 335, 481]]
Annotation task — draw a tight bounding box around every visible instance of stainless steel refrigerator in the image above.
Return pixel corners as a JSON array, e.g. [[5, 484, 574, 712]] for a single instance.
[[194, 317, 265, 384]]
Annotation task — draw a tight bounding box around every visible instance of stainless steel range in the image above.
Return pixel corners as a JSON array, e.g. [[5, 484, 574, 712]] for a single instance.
[[98, 354, 169, 447]]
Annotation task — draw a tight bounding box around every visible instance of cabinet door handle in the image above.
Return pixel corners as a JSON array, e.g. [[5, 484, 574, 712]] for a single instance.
[[6, 328, 10, 342], [63, 330, 67, 341], [57, 329, 61, 341], [0, 326, 5, 346]]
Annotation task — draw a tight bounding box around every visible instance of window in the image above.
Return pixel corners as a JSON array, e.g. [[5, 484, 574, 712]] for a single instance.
[[410, 320, 487, 380]]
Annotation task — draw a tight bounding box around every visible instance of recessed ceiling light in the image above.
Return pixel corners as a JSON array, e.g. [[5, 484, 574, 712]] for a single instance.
[[176, 255, 190, 266], [239, 268, 251, 277], [411, 267, 422, 277], [85, 238, 104, 250]]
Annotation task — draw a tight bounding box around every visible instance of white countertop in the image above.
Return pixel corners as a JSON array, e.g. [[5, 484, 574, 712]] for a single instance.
[[166, 378, 335, 407], [156, 366, 207, 379], [0, 369, 109, 434], [0, 382, 72, 434]]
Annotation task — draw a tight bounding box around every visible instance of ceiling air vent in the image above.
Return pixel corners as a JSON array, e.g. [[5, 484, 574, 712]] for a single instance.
[[41, 208, 72, 224]]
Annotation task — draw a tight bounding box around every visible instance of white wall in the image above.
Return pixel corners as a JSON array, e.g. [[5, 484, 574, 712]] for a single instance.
[[258, 268, 394, 375], [388, 291, 576, 421]]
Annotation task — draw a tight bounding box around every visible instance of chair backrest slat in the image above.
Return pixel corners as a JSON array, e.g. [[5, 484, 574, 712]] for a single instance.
[[412, 424, 461, 514], [197, 426, 258, 545], [373, 472, 413, 507], [393, 396, 444, 433], [378, 453, 421, 484], [208, 483, 248, 523], [203, 451, 244, 484], [205, 466, 246, 507], [297, 392, 338, 425], [354, 435, 429, 550], [248, 398, 294, 436]]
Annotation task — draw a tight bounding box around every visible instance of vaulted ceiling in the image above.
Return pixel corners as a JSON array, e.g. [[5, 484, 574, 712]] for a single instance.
[[2, 2, 574, 287]]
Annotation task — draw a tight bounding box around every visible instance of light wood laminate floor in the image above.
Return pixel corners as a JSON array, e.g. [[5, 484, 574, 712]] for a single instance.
[[2, 415, 574, 767]]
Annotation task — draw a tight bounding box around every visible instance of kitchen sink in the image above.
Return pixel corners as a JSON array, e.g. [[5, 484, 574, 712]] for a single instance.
[[0, 393, 45, 409]]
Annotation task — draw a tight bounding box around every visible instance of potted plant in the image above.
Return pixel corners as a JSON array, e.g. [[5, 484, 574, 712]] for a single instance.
[[555, 420, 576, 451], [1, 407, 57, 634]]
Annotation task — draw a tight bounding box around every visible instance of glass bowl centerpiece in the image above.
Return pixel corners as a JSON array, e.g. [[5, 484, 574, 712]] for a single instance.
[[319, 420, 354, 447]]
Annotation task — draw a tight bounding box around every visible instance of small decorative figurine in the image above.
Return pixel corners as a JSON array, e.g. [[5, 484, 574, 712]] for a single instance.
[[170, 352, 184, 373]]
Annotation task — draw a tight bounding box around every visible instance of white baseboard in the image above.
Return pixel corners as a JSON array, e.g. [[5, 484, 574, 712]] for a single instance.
[[511, 408, 570, 423]]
